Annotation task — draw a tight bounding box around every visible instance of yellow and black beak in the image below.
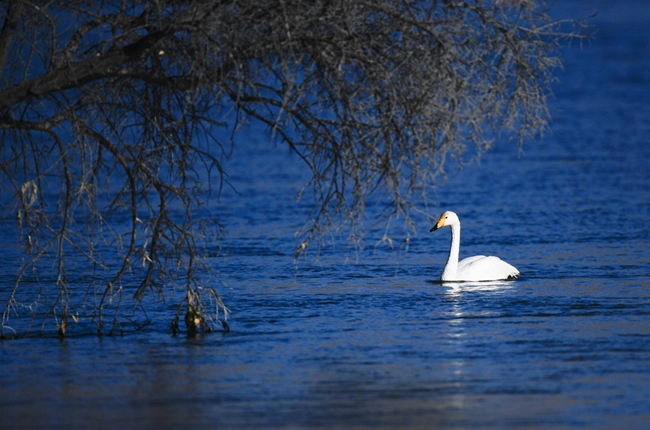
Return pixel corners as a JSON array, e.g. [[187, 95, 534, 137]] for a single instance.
[[429, 215, 446, 232]]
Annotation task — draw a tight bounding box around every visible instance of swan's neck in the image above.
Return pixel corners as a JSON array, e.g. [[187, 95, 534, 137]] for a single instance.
[[442, 223, 460, 280]]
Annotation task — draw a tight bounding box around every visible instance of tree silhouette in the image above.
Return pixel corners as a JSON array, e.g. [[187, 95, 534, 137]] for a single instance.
[[0, 0, 585, 337]]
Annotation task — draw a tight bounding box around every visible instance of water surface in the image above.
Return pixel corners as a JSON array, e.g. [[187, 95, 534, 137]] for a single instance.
[[2, 1, 650, 428]]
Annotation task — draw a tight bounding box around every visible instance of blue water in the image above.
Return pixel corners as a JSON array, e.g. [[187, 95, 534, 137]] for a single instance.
[[2, 1, 650, 428]]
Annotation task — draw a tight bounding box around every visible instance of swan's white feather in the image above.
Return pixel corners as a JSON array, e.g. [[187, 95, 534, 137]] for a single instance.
[[454, 255, 519, 282], [432, 211, 520, 282]]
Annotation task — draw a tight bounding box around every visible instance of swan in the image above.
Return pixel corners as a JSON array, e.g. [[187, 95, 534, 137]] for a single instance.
[[430, 211, 520, 282]]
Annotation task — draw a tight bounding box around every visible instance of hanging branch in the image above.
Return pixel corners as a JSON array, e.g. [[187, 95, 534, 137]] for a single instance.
[[0, 0, 588, 337]]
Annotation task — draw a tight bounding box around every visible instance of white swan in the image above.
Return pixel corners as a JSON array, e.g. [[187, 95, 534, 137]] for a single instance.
[[430, 211, 520, 282]]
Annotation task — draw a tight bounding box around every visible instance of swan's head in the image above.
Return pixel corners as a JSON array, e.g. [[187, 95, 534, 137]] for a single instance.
[[430, 211, 459, 232]]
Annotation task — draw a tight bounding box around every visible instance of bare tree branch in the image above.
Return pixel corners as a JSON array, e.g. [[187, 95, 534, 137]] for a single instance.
[[0, 0, 588, 338]]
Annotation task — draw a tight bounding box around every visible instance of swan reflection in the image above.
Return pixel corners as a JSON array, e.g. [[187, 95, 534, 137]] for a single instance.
[[442, 280, 516, 296]]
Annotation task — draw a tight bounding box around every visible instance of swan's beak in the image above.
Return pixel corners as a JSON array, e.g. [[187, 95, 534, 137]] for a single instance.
[[430, 217, 445, 232]]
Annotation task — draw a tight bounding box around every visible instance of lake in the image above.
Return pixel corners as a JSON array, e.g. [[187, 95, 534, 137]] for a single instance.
[[1, 1, 650, 428]]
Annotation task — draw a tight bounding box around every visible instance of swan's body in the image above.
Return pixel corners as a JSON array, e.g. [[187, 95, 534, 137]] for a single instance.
[[430, 211, 520, 282]]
